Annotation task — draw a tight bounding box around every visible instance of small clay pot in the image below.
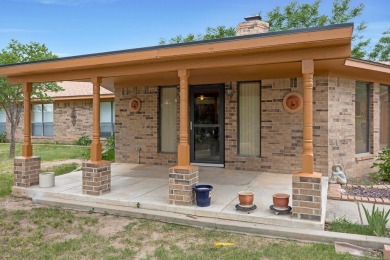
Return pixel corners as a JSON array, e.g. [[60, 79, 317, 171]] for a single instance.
[[238, 191, 254, 205], [272, 193, 290, 208]]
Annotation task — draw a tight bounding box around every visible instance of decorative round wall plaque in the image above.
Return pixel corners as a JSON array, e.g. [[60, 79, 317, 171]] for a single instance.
[[129, 98, 141, 112], [283, 92, 303, 113]]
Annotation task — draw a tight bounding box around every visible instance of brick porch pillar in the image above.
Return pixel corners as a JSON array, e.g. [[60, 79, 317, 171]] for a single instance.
[[292, 60, 322, 221], [292, 173, 322, 221], [14, 156, 41, 187], [13, 82, 41, 189], [169, 166, 199, 205], [82, 161, 111, 195]]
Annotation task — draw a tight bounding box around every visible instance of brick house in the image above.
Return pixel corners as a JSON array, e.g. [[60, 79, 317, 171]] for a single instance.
[[0, 81, 114, 143], [1, 17, 389, 220]]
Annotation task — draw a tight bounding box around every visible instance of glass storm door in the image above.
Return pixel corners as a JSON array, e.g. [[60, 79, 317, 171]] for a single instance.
[[190, 85, 224, 165]]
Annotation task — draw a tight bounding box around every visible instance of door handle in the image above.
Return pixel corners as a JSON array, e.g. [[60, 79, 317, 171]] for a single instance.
[[190, 121, 192, 130]]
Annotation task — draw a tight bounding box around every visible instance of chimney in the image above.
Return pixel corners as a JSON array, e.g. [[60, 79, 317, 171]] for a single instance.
[[236, 15, 269, 36]]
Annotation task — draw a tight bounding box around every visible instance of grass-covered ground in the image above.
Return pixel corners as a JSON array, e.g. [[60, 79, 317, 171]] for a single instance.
[[0, 143, 89, 198], [0, 198, 360, 260]]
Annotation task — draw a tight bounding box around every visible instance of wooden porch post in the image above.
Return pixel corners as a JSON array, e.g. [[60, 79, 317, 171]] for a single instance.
[[292, 59, 322, 221], [13, 82, 41, 190], [301, 59, 314, 174], [177, 69, 190, 166], [169, 69, 198, 206], [82, 77, 111, 196], [22, 82, 33, 157], [91, 77, 102, 162]]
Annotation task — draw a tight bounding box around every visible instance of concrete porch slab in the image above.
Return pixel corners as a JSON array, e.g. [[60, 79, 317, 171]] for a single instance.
[[13, 163, 328, 231]]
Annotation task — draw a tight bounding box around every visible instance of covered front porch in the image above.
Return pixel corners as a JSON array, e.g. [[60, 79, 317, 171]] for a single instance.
[[13, 163, 328, 230], [1, 23, 362, 223]]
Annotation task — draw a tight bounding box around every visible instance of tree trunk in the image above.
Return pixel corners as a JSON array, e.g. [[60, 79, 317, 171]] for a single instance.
[[9, 124, 16, 158], [8, 102, 22, 158]]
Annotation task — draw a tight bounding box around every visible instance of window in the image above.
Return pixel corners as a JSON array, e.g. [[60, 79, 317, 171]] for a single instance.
[[238, 81, 261, 156], [355, 82, 370, 154], [159, 86, 177, 153], [100, 101, 115, 137], [0, 108, 6, 133], [380, 85, 390, 150], [32, 104, 53, 136]]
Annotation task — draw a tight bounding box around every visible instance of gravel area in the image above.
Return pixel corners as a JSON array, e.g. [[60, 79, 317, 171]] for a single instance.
[[347, 186, 390, 199]]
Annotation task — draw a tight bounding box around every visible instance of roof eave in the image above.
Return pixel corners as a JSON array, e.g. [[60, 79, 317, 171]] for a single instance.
[[0, 23, 354, 79]]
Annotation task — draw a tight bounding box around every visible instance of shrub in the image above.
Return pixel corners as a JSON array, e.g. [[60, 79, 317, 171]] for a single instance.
[[102, 134, 115, 161], [370, 148, 390, 182], [361, 203, 390, 237], [75, 135, 92, 146], [0, 132, 7, 143]]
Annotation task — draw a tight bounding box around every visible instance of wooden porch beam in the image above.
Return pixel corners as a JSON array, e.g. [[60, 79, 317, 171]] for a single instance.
[[22, 82, 33, 157], [90, 77, 102, 162], [301, 59, 314, 174], [177, 69, 190, 166], [7, 45, 350, 84]]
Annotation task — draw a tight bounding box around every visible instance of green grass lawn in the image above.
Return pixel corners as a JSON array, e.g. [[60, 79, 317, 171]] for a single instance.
[[0, 143, 89, 198], [0, 204, 359, 259], [327, 217, 373, 236], [43, 163, 79, 176]]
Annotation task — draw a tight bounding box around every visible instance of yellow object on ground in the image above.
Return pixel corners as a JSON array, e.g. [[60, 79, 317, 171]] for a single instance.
[[214, 242, 235, 246]]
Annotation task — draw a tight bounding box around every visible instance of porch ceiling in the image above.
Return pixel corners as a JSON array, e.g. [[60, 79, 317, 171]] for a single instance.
[[0, 24, 354, 85]]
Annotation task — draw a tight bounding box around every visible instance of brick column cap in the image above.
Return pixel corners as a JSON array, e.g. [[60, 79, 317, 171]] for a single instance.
[[83, 160, 111, 167], [170, 165, 199, 171], [293, 172, 322, 178]]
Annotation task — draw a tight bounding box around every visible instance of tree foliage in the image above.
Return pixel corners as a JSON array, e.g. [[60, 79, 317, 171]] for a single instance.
[[369, 29, 390, 61], [159, 0, 389, 61], [0, 39, 62, 157], [265, 0, 369, 58], [159, 25, 235, 45]]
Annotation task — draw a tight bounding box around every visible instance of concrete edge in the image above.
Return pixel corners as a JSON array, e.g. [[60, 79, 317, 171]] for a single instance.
[[14, 186, 325, 230], [32, 197, 389, 250]]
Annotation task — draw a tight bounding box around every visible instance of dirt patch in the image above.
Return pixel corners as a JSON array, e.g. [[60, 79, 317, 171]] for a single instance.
[[97, 215, 133, 237], [0, 196, 45, 211]]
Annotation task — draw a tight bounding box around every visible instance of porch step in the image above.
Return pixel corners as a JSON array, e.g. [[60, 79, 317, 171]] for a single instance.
[[15, 183, 326, 231], [32, 196, 388, 250]]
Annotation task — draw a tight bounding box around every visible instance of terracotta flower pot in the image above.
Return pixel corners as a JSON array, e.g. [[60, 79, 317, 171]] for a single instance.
[[272, 193, 290, 208], [238, 191, 254, 205]]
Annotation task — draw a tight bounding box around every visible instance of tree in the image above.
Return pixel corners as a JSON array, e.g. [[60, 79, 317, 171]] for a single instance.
[[369, 29, 390, 61], [159, 0, 379, 60], [159, 25, 235, 45], [265, 0, 369, 58], [0, 39, 62, 157]]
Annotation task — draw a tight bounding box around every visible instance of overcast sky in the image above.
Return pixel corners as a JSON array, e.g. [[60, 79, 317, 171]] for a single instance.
[[0, 0, 389, 57]]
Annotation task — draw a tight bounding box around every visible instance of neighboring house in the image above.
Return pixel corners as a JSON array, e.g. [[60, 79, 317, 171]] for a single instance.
[[4, 81, 114, 143], [1, 17, 390, 220], [0, 107, 6, 133]]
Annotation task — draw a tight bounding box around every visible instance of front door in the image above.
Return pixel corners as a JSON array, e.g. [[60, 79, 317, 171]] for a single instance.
[[190, 84, 224, 166]]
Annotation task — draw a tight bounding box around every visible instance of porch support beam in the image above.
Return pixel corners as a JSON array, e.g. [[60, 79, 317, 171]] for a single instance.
[[7, 45, 351, 85], [22, 82, 33, 157], [91, 77, 102, 162], [177, 69, 190, 166], [301, 59, 314, 174], [292, 59, 322, 222]]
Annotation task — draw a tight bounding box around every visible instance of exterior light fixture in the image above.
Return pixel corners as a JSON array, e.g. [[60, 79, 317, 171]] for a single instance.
[[227, 82, 233, 97]]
